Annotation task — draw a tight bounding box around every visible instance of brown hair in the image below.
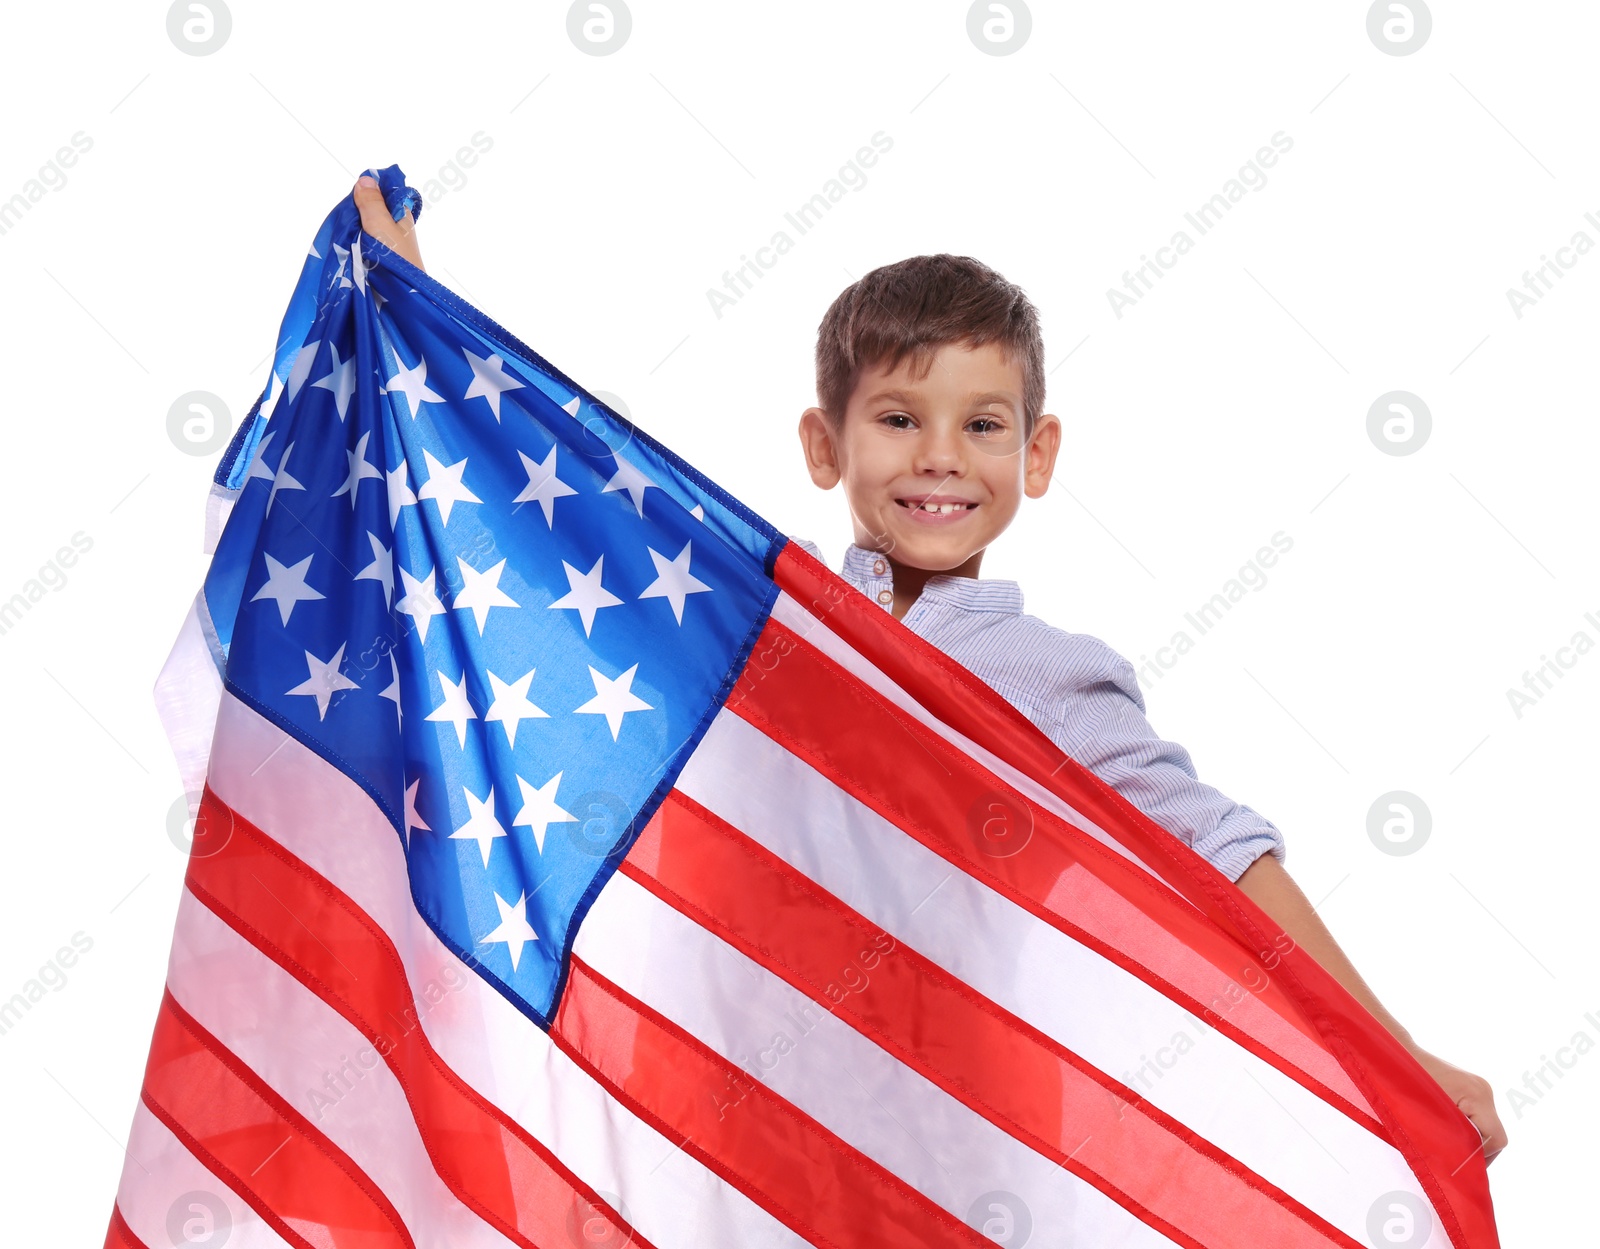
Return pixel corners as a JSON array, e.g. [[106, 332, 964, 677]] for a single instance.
[[814, 254, 1044, 438]]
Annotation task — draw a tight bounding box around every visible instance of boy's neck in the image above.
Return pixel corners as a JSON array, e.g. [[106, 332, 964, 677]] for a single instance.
[[881, 546, 985, 621]]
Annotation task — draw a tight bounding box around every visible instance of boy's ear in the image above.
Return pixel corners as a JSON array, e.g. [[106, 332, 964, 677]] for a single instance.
[[1023, 413, 1063, 499], [797, 407, 843, 490]]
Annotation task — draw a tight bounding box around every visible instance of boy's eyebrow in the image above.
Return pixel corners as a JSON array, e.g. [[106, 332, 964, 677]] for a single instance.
[[862, 388, 1020, 411]]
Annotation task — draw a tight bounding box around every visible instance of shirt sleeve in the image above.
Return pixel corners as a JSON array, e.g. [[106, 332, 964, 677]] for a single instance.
[[1030, 640, 1286, 883], [786, 535, 825, 563]]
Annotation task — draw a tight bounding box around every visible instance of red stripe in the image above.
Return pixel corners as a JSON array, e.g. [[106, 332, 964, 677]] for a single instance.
[[626, 789, 1363, 1249], [552, 956, 994, 1249], [141, 987, 412, 1248], [185, 785, 651, 1249], [102, 1206, 148, 1249], [730, 611, 1382, 1135], [772, 541, 1499, 1249]]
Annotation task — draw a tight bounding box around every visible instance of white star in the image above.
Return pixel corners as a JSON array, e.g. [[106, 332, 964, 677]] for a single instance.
[[251, 553, 324, 625], [354, 531, 395, 608], [379, 652, 401, 725], [512, 771, 575, 854], [351, 233, 369, 297], [331, 241, 352, 289], [547, 554, 624, 638], [417, 451, 481, 526], [396, 566, 446, 642], [386, 459, 418, 528], [245, 429, 281, 484], [601, 451, 661, 518], [265, 440, 305, 517], [561, 395, 582, 417], [425, 669, 477, 748], [454, 557, 520, 635], [386, 356, 445, 419], [480, 891, 539, 972], [285, 644, 359, 720], [485, 669, 548, 748], [575, 663, 653, 742], [403, 777, 430, 848], [638, 540, 713, 624], [450, 785, 509, 868], [512, 446, 579, 529], [285, 338, 321, 402], [689, 504, 705, 521], [462, 348, 524, 421], [333, 431, 384, 507], [311, 341, 357, 422]]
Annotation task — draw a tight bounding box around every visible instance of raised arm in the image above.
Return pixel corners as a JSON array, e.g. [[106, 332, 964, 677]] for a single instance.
[[1235, 850, 1508, 1163]]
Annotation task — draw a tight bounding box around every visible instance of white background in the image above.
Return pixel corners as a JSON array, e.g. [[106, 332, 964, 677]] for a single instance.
[[1, 1, 1593, 1242]]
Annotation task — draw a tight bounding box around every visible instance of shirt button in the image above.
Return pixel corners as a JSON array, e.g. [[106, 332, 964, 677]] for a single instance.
[[876, 589, 893, 605], [872, 559, 886, 575]]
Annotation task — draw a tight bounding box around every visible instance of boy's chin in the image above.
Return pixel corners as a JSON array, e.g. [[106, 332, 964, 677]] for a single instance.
[[885, 530, 985, 572]]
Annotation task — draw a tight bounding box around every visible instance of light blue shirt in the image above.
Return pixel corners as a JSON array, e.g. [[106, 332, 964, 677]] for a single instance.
[[788, 537, 1286, 882]]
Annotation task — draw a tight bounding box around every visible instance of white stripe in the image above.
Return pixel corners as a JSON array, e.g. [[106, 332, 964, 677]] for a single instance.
[[116, 1101, 294, 1249], [576, 870, 1181, 1248], [205, 691, 811, 1249], [777, 588, 1375, 1117], [677, 705, 1440, 1247], [771, 589, 1174, 889], [166, 888, 520, 1249]]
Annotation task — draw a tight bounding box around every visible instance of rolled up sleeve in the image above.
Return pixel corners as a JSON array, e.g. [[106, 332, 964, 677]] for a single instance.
[[1034, 649, 1286, 883]]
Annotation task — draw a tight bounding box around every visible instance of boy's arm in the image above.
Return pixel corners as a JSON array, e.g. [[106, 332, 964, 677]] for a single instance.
[[1234, 850, 1508, 1164]]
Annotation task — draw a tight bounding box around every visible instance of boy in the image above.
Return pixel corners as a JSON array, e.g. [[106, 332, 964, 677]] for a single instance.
[[353, 176, 1506, 1162]]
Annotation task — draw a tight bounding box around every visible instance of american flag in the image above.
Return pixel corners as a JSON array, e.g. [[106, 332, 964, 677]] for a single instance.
[[107, 166, 1498, 1249]]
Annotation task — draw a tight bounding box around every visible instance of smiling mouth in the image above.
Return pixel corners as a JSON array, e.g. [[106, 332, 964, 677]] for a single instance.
[[896, 499, 978, 514]]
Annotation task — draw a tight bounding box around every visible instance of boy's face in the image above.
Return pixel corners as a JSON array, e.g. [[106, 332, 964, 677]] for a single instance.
[[798, 340, 1061, 575]]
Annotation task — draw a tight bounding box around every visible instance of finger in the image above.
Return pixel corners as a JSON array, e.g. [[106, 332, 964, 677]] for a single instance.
[[351, 178, 425, 272], [1463, 1099, 1508, 1165], [352, 177, 395, 244]]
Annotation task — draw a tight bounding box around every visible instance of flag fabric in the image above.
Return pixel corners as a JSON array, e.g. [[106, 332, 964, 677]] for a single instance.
[[107, 165, 1498, 1249]]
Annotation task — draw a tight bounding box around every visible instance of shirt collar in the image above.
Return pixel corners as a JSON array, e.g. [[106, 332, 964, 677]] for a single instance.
[[840, 542, 1025, 615]]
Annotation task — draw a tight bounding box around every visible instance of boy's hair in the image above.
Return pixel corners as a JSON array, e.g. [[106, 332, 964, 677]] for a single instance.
[[814, 254, 1044, 439]]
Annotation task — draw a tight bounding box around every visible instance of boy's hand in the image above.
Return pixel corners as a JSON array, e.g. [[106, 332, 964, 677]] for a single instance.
[[353, 174, 425, 273], [1408, 1045, 1508, 1164]]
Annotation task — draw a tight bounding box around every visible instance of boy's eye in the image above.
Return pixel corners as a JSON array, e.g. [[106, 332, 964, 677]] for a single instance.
[[969, 416, 1005, 435], [881, 412, 914, 428]]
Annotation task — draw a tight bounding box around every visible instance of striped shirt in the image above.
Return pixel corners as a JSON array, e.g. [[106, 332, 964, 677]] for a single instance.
[[789, 536, 1286, 882]]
